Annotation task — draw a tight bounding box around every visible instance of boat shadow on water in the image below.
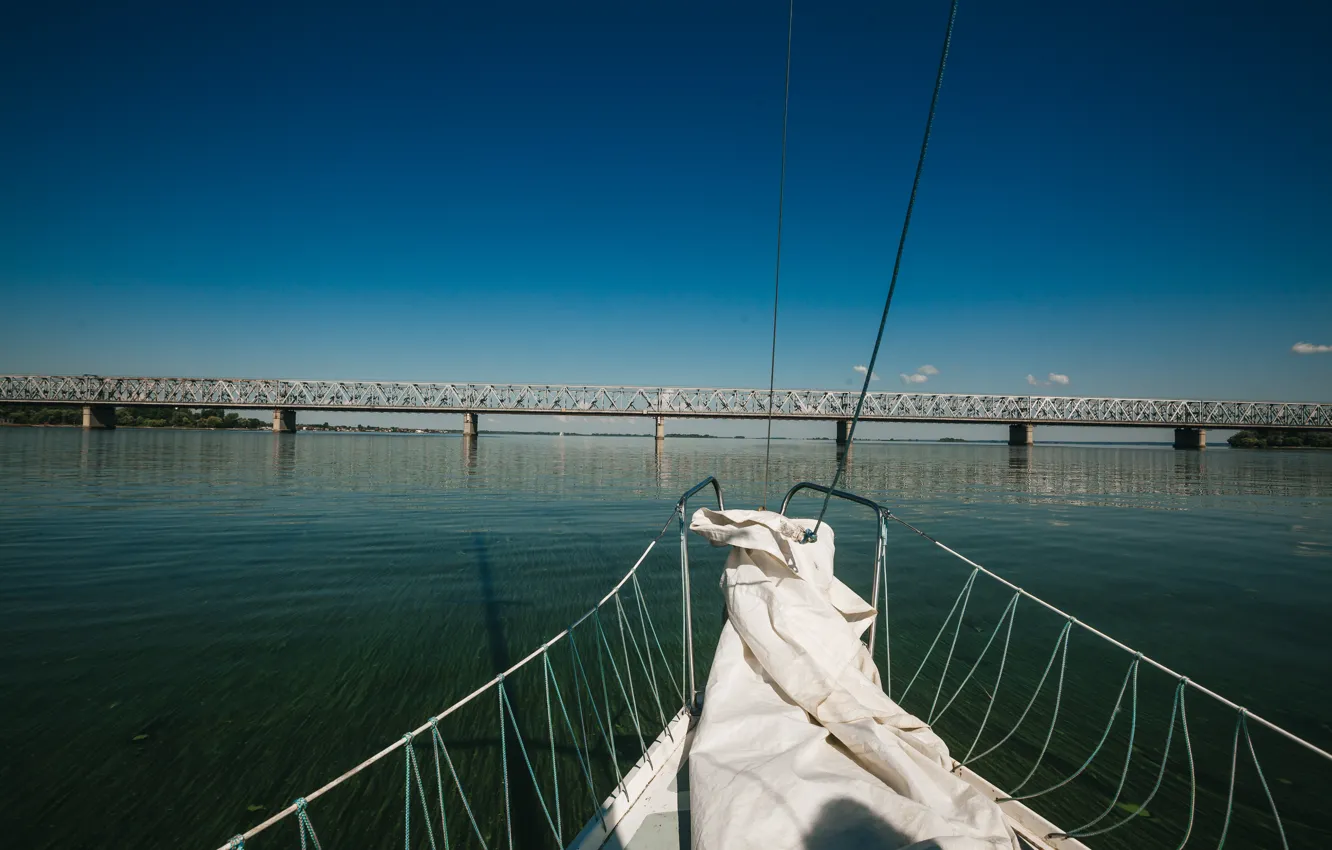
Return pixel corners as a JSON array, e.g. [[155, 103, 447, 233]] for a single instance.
[[472, 529, 548, 850]]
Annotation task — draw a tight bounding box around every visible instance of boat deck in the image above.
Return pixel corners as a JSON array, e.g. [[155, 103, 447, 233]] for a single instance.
[[578, 715, 1085, 850], [609, 722, 692, 850]]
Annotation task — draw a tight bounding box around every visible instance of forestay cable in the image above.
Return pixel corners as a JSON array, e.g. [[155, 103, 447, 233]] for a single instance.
[[761, 0, 796, 509], [807, 0, 959, 540]]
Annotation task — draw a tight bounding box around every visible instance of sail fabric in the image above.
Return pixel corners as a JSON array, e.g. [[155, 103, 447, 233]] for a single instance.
[[688, 508, 1018, 850]]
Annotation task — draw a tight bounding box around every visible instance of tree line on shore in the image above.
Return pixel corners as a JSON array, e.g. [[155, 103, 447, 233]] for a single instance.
[[0, 405, 268, 429], [1227, 429, 1332, 449]]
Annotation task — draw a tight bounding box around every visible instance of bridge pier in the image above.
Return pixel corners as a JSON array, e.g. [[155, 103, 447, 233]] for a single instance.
[[1008, 423, 1034, 446], [272, 409, 296, 433], [462, 411, 479, 438], [82, 405, 116, 430], [835, 419, 851, 445], [655, 415, 665, 441], [1173, 427, 1206, 450]]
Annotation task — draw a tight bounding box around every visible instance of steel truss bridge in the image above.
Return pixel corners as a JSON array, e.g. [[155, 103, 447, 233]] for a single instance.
[[2, 375, 1328, 431]]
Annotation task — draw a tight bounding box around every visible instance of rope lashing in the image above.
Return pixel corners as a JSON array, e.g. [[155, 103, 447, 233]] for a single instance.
[[402, 732, 439, 850], [1216, 709, 1290, 850], [1217, 710, 1243, 850], [1172, 679, 1197, 850], [964, 618, 1073, 768], [1243, 711, 1290, 850], [294, 798, 322, 850], [544, 651, 606, 830], [593, 616, 622, 786], [878, 513, 892, 698], [567, 626, 628, 799], [806, 0, 960, 543], [1003, 620, 1073, 796], [960, 592, 1018, 764], [615, 592, 669, 735], [930, 592, 1020, 727], [499, 680, 562, 845], [542, 652, 562, 843], [1002, 654, 1140, 803], [430, 720, 487, 849], [594, 608, 651, 765], [227, 836, 244, 850], [927, 568, 979, 721], [426, 718, 453, 850], [608, 599, 648, 753], [900, 567, 979, 704], [1056, 678, 1196, 842], [498, 678, 512, 850], [1056, 653, 1138, 836], [568, 639, 596, 794], [631, 572, 681, 703]]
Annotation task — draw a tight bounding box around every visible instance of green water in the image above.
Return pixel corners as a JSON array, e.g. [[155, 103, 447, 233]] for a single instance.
[[2, 428, 1330, 848]]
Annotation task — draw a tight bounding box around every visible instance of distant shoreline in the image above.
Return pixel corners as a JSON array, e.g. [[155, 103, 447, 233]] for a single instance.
[[1228, 444, 1332, 451], [0, 422, 1210, 446]]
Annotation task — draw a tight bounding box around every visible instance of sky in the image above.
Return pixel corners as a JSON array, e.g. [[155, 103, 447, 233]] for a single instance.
[[1, 0, 1329, 437]]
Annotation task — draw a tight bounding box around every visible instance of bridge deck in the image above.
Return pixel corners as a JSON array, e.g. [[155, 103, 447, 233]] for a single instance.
[[2, 375, 1328, 429]]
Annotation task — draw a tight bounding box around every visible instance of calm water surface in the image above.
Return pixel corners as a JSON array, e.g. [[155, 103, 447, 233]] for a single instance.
[[2, 429, 1330, 848]]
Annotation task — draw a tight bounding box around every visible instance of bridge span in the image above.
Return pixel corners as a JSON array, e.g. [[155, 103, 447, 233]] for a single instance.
[[3, 374, 1329, 448]]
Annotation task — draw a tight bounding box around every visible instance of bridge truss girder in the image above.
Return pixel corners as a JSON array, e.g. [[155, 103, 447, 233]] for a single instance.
[[1, 376, 1328, 430]]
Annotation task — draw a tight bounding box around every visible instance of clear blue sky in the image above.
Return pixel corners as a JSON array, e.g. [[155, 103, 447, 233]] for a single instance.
[[2, 0, 1329, 436]]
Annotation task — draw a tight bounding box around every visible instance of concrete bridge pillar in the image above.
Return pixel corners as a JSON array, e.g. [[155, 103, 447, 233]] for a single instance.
[[1008, 423, 1034, 446], [655, 415, 665, 441], [1173, 427, 1206, 450], [462, 411, 479, 438], [835, 419, 851, 446], [272, 409, 296, 433], [82, 405, 116, 430]]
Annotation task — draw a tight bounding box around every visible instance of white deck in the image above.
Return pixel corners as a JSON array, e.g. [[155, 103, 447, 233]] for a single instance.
[[607, 722, 693, 850], [566, 708, 693, 850], [572, 715, 1088, 850], [953, 762, 1091, 850]]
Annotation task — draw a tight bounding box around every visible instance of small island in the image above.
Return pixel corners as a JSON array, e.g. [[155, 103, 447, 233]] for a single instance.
[[1227, 429, 1332, 449], [939, 437, 967, 442]]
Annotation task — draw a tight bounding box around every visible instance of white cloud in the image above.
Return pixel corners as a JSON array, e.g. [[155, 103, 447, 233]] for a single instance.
[[852, 365, 880, 381], [1028, 372, 1070, 387], [1293, 342, 1332, 354], [896, 364, 938, 385], [554, 415, 569, 423]]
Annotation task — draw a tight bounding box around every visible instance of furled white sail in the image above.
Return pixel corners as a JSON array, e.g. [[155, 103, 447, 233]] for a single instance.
[[688, 508, 1018, 850]]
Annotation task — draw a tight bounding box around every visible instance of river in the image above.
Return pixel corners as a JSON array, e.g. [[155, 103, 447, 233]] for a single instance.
[[1, 428, 1329, 848]]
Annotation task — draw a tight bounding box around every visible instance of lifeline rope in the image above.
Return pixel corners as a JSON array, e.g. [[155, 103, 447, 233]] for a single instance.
[[211, 508, 680, 850], [761, 0, 796, 510], [883, 516, 1312, 848], [808, 0, 959, 541]]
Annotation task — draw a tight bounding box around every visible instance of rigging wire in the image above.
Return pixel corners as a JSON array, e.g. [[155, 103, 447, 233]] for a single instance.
[[761, 0, 796, 510], [806, 0, 959, 540]]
